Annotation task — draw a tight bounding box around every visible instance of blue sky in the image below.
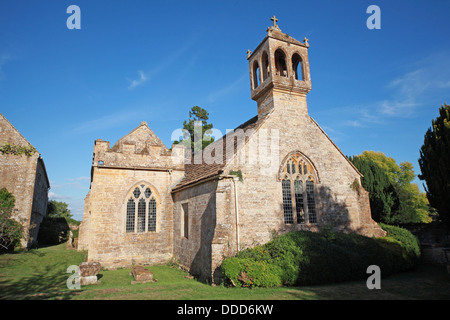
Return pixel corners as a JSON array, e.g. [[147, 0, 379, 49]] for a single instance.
[[1, 0, 449, 220]]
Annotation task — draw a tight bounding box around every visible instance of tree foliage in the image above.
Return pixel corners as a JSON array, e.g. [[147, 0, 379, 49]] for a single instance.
[[418, 103, 450, 226], [350, 151, 431, 224], [0, 188, 23, 251], [173, 106, 214, 152], [349, 153, 399, 223], [47, 200, 72, 219]]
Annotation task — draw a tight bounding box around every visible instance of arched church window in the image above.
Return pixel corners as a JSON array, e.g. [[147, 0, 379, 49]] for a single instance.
[[292, 53, 303, 80], [280, 152, 318, 224], [125, 184, 158, 233], [275, 49, 288, 77], [253, 60, 260, 89], [262, 51, 269, 81]]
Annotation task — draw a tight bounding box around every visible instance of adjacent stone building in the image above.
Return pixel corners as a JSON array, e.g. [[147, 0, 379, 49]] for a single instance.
[[78, 19, 385, 282], [0, 113, 50, 248]]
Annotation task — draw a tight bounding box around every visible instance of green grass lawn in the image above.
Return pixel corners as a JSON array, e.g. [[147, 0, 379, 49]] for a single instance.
[[1, 243, 449, 300]]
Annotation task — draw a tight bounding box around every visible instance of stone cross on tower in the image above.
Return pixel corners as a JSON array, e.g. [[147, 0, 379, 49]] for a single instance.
[[270, 15, 278, 27], [267, 15, 281, 31]]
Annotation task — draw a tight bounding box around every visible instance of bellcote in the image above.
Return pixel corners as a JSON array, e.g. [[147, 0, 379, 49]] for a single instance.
[[247, 17, 312, 116]]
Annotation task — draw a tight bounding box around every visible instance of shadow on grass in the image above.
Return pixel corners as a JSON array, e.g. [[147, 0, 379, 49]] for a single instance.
[[0, 262, 81, 300]]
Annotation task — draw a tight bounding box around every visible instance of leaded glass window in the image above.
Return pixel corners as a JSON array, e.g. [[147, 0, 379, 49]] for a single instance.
[[282, 178, 294, 224], [294, 177, 304, 224], [148, 199, 157, 232], [145, 188, 152, 198], [306, 178, 317, 223], [280, 152, 318, 225], [126, 198, 135, 233], [137, 198, 146, 232], [125, 184, 157, 233]]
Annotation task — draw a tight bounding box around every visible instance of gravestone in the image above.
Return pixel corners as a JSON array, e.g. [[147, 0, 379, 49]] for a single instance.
[[130, 266, 157, 284], [79, 261, 101, 285]]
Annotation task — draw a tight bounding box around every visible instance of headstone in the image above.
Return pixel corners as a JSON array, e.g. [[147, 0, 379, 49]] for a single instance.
[[66, 231, 73, 249], [79, 261, 101, 285], [130, 266, 157, 284]]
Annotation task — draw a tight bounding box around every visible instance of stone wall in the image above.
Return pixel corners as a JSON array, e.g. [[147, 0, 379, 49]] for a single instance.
[[219, 90, 384, 252], [0, 113, 49, 248], [79, 122, 185, 269], [29, 158, 50, 244], [85, 166, 176, 269], [172, 179, 219, 282]]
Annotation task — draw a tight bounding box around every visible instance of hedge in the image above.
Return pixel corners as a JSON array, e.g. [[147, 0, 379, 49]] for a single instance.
[[221, 224, 420, 287]]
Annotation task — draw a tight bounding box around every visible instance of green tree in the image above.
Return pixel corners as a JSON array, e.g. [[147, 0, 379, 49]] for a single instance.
[[350, 151, 432, 224], [0, 188, 23, 251], [173, 106, 214, 153], [418, 103, 450, 226], [47, 200, 72, 219], [349, 154, 399, 223]]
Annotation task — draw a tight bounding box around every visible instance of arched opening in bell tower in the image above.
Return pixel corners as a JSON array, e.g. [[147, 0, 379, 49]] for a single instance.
[[262, 51, 269, 81], [274, 49, 288, 77], [292, 53, 304, 81], [252, 60, 260, 89]]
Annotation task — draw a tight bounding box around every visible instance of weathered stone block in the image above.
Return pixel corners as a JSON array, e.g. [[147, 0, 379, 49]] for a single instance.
[[130, 265, 157, 283], [80, 275, 99, 286], [79, 261, 101, 277]]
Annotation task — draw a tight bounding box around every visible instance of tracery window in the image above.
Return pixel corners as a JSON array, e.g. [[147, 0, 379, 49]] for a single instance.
[[281, 152, 318, 224], [125, 184, 157, 233]]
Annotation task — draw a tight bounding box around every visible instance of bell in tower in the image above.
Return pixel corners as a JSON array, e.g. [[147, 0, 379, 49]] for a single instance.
[[247, 16, 312, 118]]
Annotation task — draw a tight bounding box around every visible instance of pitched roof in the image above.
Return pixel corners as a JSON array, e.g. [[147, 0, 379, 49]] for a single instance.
[[110, 121, 168, 154], [0, 112, 50, 188], [171, 115, 263, 192], [171, 113, 364, 192], [0, 112, 34, 148]]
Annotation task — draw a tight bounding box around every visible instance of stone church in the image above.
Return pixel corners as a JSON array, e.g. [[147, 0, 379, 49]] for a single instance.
[[0, 113, 50, 248], [78, 18, 385, 282]]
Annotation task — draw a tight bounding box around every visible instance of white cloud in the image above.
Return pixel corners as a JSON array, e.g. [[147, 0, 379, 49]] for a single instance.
[[333, 51, 450, 127], [378, 52, 450, 117], [48, 191, 72, 200], [71, 109, 141, 134], [67, 176, 90, 182], [125, 36, 198, 91], [127, 70, 148, 89], [207, 73, 247, 103]]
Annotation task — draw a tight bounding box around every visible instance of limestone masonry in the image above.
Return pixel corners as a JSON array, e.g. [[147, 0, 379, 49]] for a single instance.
[[0, 113, 50, 248], [78, 18, 385, 283]]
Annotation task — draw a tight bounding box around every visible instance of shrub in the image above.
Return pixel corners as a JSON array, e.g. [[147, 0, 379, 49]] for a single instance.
[[378, 223, 421, 270], [0, 188, 23, 252], [221, 225, 420, 287], [221, 257, 282, 288]]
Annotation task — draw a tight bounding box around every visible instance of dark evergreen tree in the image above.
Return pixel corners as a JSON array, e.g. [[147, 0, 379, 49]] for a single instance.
[[418, 103, 450, 226], [349, 155, 400, 223]]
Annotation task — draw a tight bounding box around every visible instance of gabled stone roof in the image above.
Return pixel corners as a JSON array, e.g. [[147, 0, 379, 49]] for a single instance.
[[0, 112, 34, 148], [171, 112, 364, 192], [110, 121, 169, 154]]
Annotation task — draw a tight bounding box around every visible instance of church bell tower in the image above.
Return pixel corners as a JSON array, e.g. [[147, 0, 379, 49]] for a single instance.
[[247, 16, 312, 118]]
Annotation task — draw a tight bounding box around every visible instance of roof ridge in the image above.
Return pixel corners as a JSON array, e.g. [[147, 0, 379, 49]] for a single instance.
[[0, 112, 35, 149]]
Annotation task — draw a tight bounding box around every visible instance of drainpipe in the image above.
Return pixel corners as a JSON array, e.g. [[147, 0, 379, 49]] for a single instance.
[[232, 176, 240, 253]]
